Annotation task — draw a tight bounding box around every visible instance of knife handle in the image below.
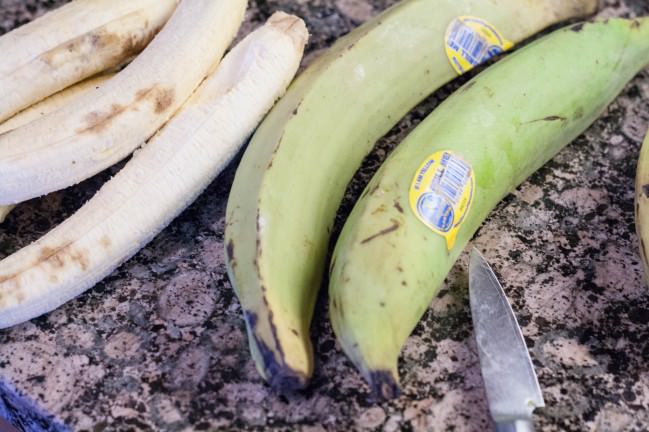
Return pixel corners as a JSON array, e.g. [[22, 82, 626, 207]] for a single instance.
[[495, 419, 534, 432]]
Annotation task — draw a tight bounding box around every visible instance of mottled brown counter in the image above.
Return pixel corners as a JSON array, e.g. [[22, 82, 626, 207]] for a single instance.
[[1, 0, 649, 430]]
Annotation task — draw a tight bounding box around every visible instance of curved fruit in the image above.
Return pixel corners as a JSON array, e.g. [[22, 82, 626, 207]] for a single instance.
[[0, 0, 247, 206], [635, 131, 649, 283], [0, 0, 177, 123], [0, 12, 308, 330], [225, 0, 597, 391], [0, 73, 114, 224], [329, 17, 649, 399], [0, 74, 114, 135]]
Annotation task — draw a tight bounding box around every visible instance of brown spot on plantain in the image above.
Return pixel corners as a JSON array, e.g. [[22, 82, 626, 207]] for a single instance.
[[41, 28, 141, 68], [36, 243, 89, 272], [78, 104, 126, 134], [100, 235, 112, 249], [153, 88, 175, 114], [69, 249, 90, 271], [0, 273, 19, 285], [39, 247, 65, 268], [77, 85, 174, 134], [526, 115, 567, 124], [360, 221, 401, 244], [394, 201, 404, 214], [540, 115, 567, 122]]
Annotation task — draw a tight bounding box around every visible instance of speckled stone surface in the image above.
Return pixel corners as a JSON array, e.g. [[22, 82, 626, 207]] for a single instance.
[[1, 0, 649, 431]]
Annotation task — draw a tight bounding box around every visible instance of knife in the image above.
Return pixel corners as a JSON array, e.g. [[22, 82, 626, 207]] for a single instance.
[[469, 247, 545, 432]]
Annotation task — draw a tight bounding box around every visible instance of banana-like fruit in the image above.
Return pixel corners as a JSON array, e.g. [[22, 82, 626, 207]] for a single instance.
[[0, 0, 247, 206], [0, 0, 177, 123], [225, 0, 597, 391], [0, 74, 114, 223], [0, 74, 114, 135], [0, 12, 308, 330], [330, 17, 649, 399], [635, 131, 649, 283]]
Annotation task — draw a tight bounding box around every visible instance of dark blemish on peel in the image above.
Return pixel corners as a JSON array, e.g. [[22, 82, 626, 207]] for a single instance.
[[462, 81, 476, 92], [402, 280, 407, 286], [526, 115, 567, 124], [541, 115, 567, 122], [153, 88, 174, 114], [244, 310, 258, 328], [394, 201, 404, 214], [291, 329, 298, 336], [38, 247, 64, 268], [571, 23, 584, 32], [226, 240, 235, 262], [78, 104, 126, 134], [379, 302, 385, 307], [360, 222, 400, 244]]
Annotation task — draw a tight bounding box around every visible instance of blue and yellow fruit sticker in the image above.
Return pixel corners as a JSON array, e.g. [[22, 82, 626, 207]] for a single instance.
[[409, 151, 474, 250], [445, 16, 513, 75]]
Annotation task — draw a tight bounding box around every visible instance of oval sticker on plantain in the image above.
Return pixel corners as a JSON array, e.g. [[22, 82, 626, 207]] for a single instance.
[[409, 150, 475, 249], [445, 16, 513, 74]]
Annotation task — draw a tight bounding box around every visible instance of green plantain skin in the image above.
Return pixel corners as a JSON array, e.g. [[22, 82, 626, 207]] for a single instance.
[[225, 0, 598, 391], [329, 17, 649, 399], [635, 130, 649, 283]]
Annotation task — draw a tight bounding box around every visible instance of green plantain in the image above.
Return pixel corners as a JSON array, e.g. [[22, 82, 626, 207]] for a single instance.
[[330, 17, 649, 399], [225, 0, 598, 391]]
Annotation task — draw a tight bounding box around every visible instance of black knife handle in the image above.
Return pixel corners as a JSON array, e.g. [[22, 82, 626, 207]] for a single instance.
[[495, 419, 534, 432]]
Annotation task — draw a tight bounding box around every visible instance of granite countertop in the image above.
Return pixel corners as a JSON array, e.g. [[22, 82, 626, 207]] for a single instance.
[[2, 0, 649, 431]]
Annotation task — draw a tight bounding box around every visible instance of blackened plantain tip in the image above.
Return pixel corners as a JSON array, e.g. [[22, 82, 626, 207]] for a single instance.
[[368, 370, 401, 401], [269, 368, 308, 395]]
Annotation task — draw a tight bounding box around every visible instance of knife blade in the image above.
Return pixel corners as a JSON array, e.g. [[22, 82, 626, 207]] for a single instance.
[[469, 247, 545, 432]]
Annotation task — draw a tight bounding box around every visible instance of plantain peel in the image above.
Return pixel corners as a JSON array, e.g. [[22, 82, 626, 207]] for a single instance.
[[225, 0, 598, 392], [635, 129, 649, 283], [330, 17, 649, 399]]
